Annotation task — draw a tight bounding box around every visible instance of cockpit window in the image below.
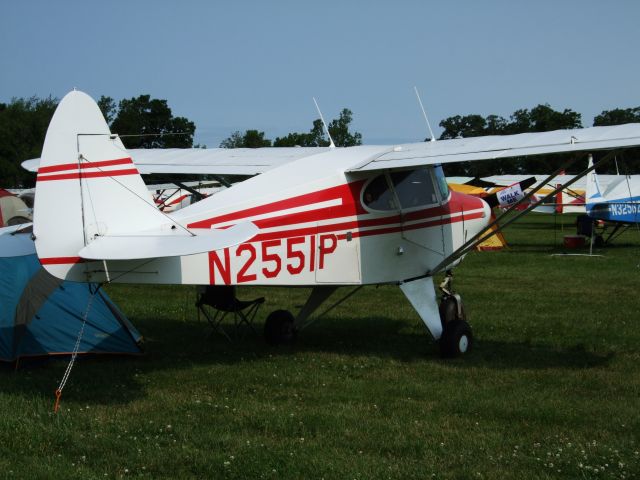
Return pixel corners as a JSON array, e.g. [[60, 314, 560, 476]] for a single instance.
[[390, 168, 437, 209], [434, 165, 449, 199], [362, 174, 397, 211]]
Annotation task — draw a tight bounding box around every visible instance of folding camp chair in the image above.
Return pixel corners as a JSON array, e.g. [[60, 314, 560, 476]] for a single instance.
[[195, 286, 265, 341]]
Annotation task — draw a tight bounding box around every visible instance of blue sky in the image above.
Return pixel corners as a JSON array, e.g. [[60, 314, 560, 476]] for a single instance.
[[1, 0, 638, 147]]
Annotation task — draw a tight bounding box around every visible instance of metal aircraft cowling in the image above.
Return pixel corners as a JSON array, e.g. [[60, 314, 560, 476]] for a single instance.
[[32, 91, 640, 357]]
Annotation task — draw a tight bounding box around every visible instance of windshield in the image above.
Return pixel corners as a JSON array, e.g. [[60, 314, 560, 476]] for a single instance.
[[434, 165, 449, 199], [390, 168, 438, 209]]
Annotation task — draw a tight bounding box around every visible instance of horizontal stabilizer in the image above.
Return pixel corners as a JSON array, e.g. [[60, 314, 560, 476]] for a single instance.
[[78, 222, 258, 260]]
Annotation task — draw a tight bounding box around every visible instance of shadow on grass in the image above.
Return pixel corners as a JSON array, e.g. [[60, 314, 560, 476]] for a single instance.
[[468, 340, 613, 370], [0, 314, 613, 406], [292, 316, 613, 371]]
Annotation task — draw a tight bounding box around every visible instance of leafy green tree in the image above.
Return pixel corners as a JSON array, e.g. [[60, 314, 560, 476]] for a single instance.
[[439, 104, 582, 175], [507, 104, 581, 134], [272, 120, 320, 147], [509, 105, 582, 173], [439, 114, 488, 140], [220, 130, 272, 148], [593, 107, 640, 173], [485, 114, 508, 135], [97, 96, 117, 124], [0, 93, 195, 188], [0, 96, 58, 188], [328, 109, 362, 147], [273, 109, 362, 147], [219, 131, 245, 148], [439, 113, 508, 176], [110, 95, 196, 148], [594, 107, 640, 126], [272, 132, 314, 147], [309, 119, 330, 146], [274, 120, 325, 147]]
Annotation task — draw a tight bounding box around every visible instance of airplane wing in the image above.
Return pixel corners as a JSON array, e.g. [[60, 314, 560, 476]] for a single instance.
[[22, 147, 330, 176], [347, 124, 640, 172], [22, 124, 640, 176]]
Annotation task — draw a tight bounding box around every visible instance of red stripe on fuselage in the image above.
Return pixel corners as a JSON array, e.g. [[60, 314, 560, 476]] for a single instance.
[[37, 168, 140, 182], [187, 180, 367, 229], [189, 176, 482, 234], [251, 201, 455, 231], [39, 256, 84, 265], [188, 179, 483, 233], [248, 207, 485, 243], [37, 157, 134, 174]]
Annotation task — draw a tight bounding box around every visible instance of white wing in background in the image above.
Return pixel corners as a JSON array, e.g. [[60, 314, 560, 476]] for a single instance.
[[347, 124, 640, 172], [23, 147, 330, 176]]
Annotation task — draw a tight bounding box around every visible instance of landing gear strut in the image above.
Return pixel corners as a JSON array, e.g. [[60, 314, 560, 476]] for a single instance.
[[438, 271, 473, 357]]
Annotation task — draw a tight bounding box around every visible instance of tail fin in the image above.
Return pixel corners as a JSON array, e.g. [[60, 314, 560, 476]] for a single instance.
[[34, 90, 168, 280], [585, 154, 604, 206]]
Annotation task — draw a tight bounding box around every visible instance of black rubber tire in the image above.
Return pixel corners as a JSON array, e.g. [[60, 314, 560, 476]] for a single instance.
[[439, 296, 458, 328], [264, 310, 297, 345], [594, 234, 604, 248], [440, 319, 473, 358], [439, 296, 466, 328]]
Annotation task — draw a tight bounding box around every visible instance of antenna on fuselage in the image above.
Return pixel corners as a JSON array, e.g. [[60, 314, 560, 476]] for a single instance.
[[413, 86, 436, 142], [312, 97, 336, 149]]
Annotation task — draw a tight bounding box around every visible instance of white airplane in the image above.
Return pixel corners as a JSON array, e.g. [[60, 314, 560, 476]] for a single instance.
[[31, 91, 640, 356], [586, 158, 640, 223], [584, 156, 640, 243]]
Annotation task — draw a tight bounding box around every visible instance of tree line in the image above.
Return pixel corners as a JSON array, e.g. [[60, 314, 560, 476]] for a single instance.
[[437, 104, 640, 176], [220, 108, 362, 149], [0, 94, 638, 188], [0, 94, 196, 188]]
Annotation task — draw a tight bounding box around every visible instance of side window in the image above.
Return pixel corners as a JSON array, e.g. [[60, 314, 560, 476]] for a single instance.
[[434, 165, 449, 199], [390, 168, 437, 209], [363, 174, 397, 211]]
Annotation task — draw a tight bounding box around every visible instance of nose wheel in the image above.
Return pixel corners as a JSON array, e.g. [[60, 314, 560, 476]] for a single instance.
[[438, 272, 473, 358]]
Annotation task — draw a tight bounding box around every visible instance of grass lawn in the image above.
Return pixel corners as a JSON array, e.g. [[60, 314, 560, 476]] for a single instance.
[[1, 213, 639, 479]]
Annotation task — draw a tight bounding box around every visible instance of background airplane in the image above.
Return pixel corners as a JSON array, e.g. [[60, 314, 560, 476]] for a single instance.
[[587, 158, 640, 223], [582, 156, 640, 245]]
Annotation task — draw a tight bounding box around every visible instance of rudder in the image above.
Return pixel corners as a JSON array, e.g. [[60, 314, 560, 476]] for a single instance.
[[34, 90, 167, 280]]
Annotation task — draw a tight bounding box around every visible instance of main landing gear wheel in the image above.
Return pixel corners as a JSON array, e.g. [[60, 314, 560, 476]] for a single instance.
[[439, 296, 465, 327], [264, 309, 297, 346], [440, 318, 473, 358], [438, 274, 473, 358]]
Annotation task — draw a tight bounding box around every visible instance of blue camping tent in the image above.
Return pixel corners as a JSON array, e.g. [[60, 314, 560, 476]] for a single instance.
[[0, 230, 142, 362]]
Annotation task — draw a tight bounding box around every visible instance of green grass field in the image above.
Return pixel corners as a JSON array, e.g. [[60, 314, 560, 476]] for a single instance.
[[1, 214, 639, 479]]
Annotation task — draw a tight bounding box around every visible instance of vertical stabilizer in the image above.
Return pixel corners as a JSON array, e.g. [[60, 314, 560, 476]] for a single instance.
[[33, 90, 167, 280]]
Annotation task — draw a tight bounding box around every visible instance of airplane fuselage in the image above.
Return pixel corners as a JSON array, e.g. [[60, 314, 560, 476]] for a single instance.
[[42, 146, 490, 286]]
